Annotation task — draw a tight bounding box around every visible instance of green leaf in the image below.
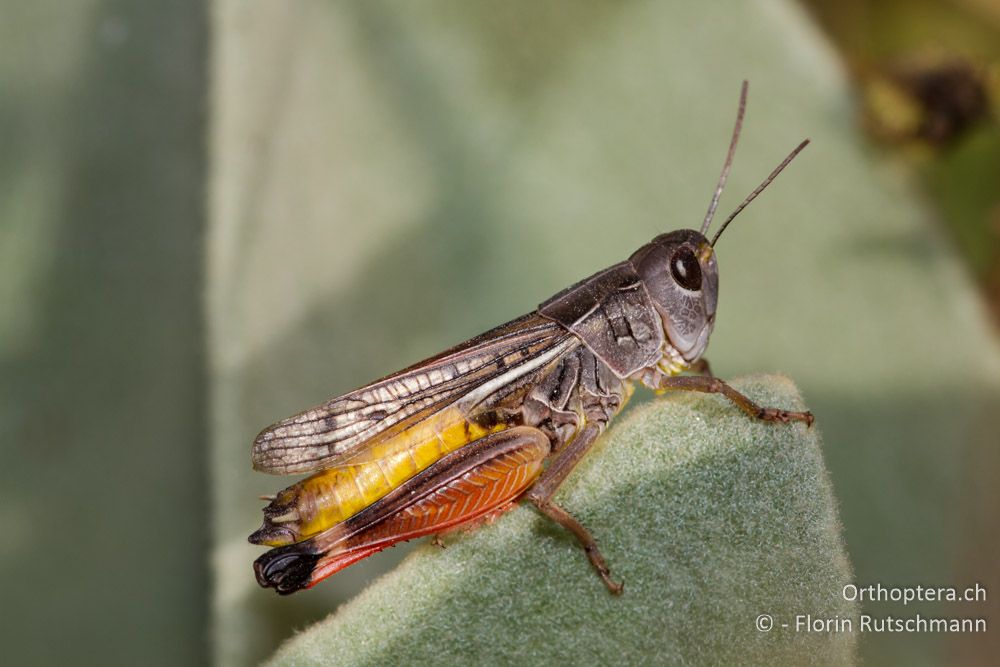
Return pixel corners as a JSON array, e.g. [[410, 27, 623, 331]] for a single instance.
[[0, 3, 206, 664], [268, 376, 856, 666], [210, 1, 1000, 665]]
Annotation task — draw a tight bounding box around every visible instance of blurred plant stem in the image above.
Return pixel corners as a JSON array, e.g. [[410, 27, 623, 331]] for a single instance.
[[800, 0, 1000, 325]]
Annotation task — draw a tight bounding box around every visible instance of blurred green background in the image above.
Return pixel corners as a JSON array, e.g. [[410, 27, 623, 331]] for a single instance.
[[2, 1, 998, 665]]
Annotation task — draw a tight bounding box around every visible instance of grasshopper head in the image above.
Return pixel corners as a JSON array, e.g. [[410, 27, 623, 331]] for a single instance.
[[623, 82, 808, 366], [629, 229, 718, 363]]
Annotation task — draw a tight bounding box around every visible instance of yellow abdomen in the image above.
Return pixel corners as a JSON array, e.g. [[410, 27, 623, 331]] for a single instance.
[[261, 408, 505, 546]]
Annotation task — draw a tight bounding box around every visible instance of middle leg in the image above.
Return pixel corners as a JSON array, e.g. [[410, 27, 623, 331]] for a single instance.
[[524, 424, 623, 594]]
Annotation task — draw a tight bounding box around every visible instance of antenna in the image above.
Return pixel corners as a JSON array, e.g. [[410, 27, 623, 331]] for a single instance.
[[700, 80, 748, 236], [710, 139, 810, 246]]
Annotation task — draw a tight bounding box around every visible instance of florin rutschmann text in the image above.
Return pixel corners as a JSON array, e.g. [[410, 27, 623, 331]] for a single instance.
[[755, 583, 988, 635]]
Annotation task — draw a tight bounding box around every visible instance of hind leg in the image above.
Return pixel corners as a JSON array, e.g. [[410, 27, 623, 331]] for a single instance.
[[254, 426, 551, 594]]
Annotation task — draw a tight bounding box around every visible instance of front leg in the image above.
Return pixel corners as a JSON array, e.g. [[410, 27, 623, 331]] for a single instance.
[[688, 357, 713, 377], [657, 375, 814, 426]]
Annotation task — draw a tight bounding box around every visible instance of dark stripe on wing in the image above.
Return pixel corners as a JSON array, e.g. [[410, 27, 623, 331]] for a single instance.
[[252, 313, 572, 474]]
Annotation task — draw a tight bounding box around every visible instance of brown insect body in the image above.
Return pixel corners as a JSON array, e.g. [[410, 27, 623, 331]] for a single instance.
[[250, 82, 813, 595]]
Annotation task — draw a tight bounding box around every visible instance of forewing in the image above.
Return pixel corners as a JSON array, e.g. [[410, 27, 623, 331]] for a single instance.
[[252, 313, 574, 474]]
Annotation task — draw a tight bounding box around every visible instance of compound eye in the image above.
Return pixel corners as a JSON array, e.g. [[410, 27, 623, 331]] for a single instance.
[[670, 247, 702, 291]]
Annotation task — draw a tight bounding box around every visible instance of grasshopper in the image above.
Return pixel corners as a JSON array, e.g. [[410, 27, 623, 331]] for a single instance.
[[249, 82, 812, 595]]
